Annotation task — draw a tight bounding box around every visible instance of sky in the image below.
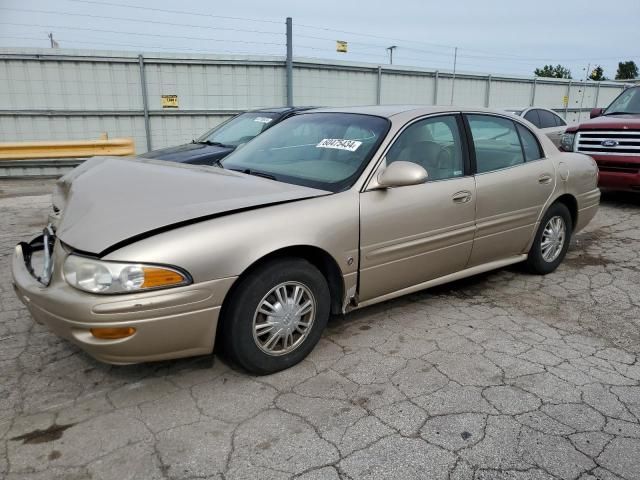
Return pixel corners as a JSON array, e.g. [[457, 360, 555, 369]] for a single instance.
[[0, 0, 638, 79]]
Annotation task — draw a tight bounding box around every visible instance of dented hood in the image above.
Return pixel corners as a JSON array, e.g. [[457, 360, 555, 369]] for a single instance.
[[55, 156, 328, 255]]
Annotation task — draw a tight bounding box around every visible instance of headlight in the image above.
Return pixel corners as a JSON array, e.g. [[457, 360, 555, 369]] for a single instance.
[[560, 133, 575, 152], [63, 255, 190, 294]]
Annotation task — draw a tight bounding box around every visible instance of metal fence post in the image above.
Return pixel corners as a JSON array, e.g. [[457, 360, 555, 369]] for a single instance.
[[286, 17, 293, 107], [485, 75, 492, 107], [138, 54, 151, 152], [530, 77, 537, 106], [594, 82, 601, 107], [433, 71, 439, 105], [376, 66, 382, 105]]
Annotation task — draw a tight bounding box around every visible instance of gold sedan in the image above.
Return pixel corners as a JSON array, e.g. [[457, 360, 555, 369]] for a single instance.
[[12, 106, 600, 374]]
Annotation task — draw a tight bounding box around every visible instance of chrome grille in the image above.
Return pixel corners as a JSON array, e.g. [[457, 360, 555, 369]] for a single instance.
[[575, 131, 640, 156]]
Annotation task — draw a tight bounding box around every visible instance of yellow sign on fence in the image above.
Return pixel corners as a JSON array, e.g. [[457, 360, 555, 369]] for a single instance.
[[161, 95, 179, 108], [562, 95, 569, 107], [336, 41, 348, 53]]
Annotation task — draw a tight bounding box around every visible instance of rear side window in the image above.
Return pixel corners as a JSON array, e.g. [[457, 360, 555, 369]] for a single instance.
[[523, 109, 541, 128], [537, 110, 558, 129], [467, 115, 524, 173], [516, 124, 543, 161]]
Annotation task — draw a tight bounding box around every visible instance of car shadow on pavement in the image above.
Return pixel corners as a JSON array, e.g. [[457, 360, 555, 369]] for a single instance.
[[600, 190, 640, 206]]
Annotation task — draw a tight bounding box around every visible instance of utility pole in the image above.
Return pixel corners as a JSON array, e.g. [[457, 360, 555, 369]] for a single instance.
[[286, 17, 293, 107], [386, 46, 397, 65], [48, 32, 58, 48], [450, 47, 458, 105]]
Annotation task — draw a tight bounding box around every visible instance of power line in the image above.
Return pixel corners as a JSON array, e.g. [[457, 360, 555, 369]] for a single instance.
[[64, 0, 283, 25], [0, 35, 284, 56], [0, 7, 283, 36], [0, 22, 285, 47], [295, 23, 637, 63], [295, 33, 453, 57], [296, 23, 457, 50]]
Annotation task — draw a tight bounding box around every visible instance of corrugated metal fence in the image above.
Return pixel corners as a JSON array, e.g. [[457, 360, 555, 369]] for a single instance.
[[0, 48, 627, 154]]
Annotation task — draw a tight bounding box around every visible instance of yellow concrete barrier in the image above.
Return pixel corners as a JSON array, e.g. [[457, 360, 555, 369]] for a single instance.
[[0, 137, 135, 160]]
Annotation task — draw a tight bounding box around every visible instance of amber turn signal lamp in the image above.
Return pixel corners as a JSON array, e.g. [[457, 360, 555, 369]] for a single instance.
[[141, 267, 186, 288], [90, 327, 136, 339]]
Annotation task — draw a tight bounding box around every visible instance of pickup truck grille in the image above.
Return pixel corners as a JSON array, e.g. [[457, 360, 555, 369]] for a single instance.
[[576, 131, 640, 156]]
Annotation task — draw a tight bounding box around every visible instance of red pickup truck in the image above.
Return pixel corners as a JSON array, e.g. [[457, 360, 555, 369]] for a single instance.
[[560, 85, 640, 191]]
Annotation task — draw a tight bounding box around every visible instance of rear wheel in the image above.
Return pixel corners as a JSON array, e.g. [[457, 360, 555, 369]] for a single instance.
[[526, 202, 573, 274], [220, 258, 330, 374]]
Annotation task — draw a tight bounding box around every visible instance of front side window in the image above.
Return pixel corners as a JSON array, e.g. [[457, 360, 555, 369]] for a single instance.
[[467, 115, 524, 173], [222, 113, 390, 192], [197, 112, 281, 147], [523, 109, 541, 128], [386, 115, 465, 181]]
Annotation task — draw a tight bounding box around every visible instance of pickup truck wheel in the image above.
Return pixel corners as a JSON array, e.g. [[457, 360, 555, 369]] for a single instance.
[[526, 202, 573, 275], [221, 258, 330, 375]]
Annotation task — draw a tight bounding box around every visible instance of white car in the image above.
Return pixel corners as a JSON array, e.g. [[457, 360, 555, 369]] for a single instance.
[[505, 108, 568, 148]]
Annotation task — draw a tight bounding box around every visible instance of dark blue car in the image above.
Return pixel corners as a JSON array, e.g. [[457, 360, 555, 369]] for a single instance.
[[140, 106, 315, 166]]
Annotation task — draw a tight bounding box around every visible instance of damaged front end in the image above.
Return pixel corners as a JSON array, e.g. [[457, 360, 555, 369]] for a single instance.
[[18, 224, 56, 286]]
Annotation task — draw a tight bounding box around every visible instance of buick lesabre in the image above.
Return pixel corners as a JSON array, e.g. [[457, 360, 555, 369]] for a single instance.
[[12, 106, 600, 374]]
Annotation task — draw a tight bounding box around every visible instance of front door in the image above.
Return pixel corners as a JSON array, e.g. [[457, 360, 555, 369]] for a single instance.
[[359, 114, 476, 302], [465, 114, 555, 266]]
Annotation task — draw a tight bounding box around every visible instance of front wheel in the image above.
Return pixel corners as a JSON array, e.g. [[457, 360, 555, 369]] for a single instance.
[[525, 202, 573, 275], [220, 258, 330, 375]]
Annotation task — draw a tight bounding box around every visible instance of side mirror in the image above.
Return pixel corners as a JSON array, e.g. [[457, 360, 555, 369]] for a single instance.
[[377, 161, 428, 188], [590, 108, 604, 119]]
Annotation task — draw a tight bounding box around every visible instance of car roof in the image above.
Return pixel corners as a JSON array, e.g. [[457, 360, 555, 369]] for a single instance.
[[504, 107, 558, 114], [303, 105, 521, 119]]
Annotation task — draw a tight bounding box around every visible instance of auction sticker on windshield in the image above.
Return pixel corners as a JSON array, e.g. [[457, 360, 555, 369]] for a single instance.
[[316, 139, 362, 151], [253, 117, 273, 124]]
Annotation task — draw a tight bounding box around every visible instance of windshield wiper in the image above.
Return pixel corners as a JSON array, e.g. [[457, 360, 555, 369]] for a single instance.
[[604, 111, 638, 116], [231, 168, 277, 180], [197, 140, 235, 148]]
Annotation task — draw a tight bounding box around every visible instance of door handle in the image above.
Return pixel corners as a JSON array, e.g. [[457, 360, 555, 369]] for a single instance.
[[538, 174, 553, 184], [452, 190, 472, 203]]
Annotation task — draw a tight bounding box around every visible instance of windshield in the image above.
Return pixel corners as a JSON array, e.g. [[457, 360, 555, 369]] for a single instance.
[[222, 113, 390, 192], [197, 112, 281, 147], [605, 87, 640, 115]]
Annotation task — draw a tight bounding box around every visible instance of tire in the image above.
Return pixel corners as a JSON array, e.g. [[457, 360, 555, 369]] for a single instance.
[[525, 202, 573, 275], [220, 257, 330, 375]]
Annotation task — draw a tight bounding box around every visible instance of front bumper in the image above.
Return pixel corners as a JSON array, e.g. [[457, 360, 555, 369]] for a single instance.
[[11, 240, 236, 364], [592, 155, 640, 192]]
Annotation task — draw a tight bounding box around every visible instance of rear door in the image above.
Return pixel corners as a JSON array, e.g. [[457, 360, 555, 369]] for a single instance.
[[465, 114, 555, 266], [358, 114, 476, 301]]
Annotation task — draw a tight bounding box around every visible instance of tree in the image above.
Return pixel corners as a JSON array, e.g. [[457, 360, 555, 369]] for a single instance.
[[589, 65, 607, 81], [615, 61, 638, 80], [534, 64, 572, 79]]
